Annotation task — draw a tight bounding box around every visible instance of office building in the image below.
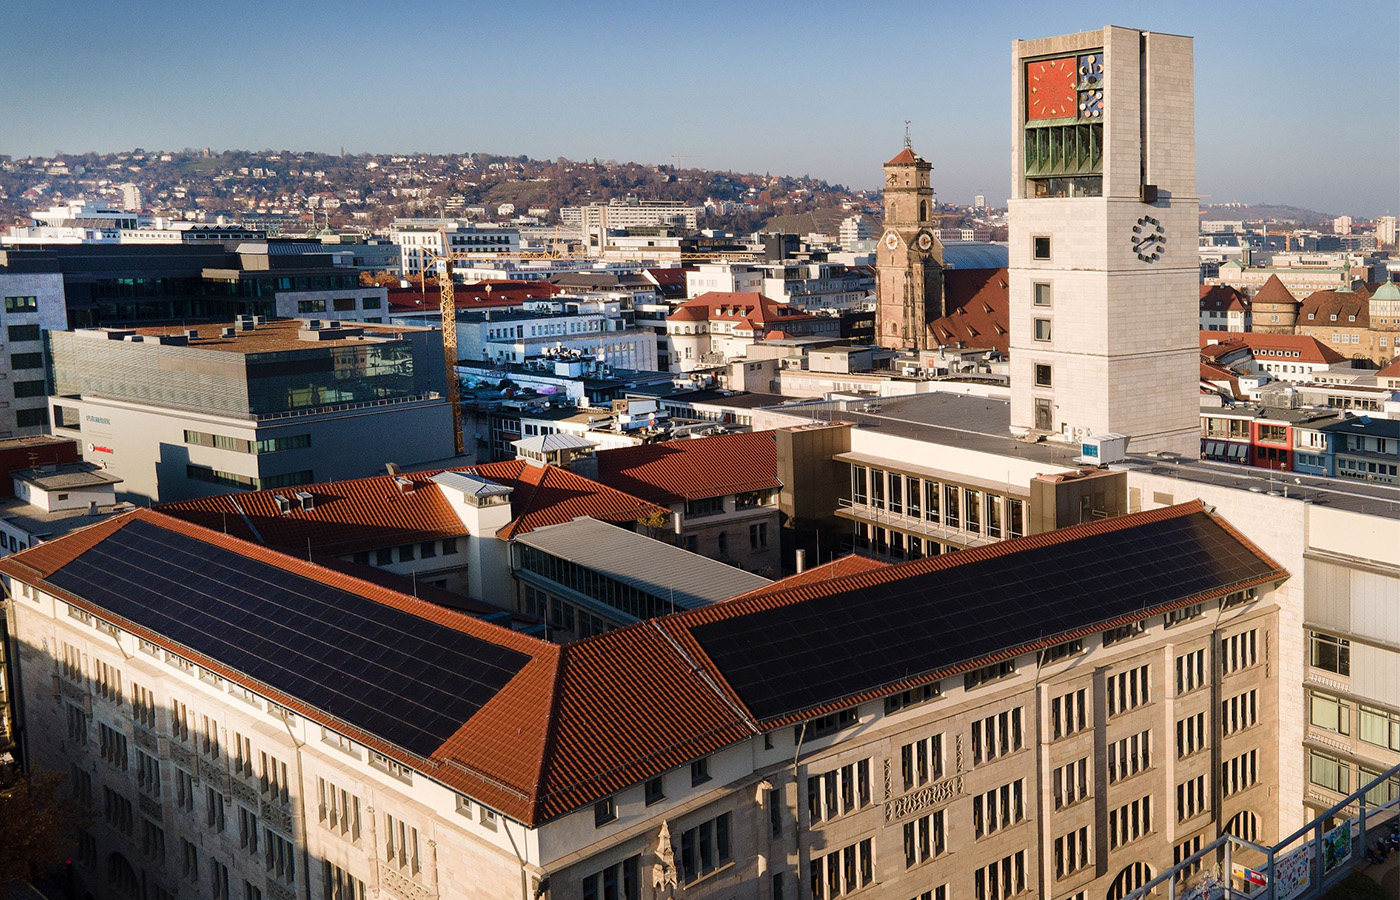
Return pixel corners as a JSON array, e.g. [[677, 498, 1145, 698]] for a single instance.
[[0, 268, 69, 436], [45, 319, 452, 502]]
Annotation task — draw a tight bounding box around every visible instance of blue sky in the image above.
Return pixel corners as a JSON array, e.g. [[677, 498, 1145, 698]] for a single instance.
[[3, 1, 1397, 216]]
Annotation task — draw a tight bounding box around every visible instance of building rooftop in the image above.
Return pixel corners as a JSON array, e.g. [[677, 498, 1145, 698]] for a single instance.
[[12, 462, 123, 492], [0, 502, 1283, 826], [516, 517, 771, 609], [594, 431, 781, 504], [941, 242, 1010, 271], [75, 318, 428, 355], [153, 460, 667, 554]]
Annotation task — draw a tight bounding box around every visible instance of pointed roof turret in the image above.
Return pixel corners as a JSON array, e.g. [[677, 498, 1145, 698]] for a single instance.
[[1252, 274, 1297, 307]]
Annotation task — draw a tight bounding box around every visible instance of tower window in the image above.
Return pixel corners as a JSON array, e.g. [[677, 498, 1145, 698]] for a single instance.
[[1033, 236, 1052, 260], [1033, 283, 1052, 306], [1035, 364, 1053, 387], [1034, 318, 1053, 342]]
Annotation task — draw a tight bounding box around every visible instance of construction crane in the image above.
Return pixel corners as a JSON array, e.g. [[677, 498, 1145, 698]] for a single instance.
[[421, 240, 765, 456]]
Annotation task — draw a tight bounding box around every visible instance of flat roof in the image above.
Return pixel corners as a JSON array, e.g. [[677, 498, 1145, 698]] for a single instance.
[[516, 517, 770, 609], [74, 319, 430, 355], [13, 463, 124, 491], [0, 500, 134, 536]]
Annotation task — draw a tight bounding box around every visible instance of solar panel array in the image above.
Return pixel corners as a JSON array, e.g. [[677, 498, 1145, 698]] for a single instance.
[[689, 512, 1277, 722], [46, 519, 529, 757]]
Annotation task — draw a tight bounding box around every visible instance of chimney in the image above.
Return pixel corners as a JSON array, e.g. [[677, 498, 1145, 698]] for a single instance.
[[87, 500, 100, 517], [273, 494, 291, 515], [394, 476, 414, 493], [385, 462, 402, 476], [795, 548, 807, 574]]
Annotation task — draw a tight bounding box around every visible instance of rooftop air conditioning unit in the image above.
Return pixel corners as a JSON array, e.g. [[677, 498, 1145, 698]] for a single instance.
[[1076, 433, 1130, 466], [273, 494, 291, 514], [221, 327, 237, 338], [293, 490, 315, 511]]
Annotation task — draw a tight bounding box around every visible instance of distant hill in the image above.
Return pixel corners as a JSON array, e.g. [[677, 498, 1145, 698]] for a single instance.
[[1201, 204, 1335, 227]]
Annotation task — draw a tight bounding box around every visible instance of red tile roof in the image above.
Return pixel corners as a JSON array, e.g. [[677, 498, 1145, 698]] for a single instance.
[[1200, 284, 1249, 312], [1198, 331, 1345, 365], [1, 502, 1285, 827], [668, 292, 820, 336], [593, 432, 782, 505], [386, 281, 561, 312], [1378, 356, 1400, 379], [927, 268, 1009, 354], [887, 147, 919, 165], [1250, 274, 1298, 307], [155, 461, 666, 554], [726, 555, 889, 602], [1297, 286, 1371, 329]]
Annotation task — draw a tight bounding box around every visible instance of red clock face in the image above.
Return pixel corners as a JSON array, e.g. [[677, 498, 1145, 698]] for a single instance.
[[1026, 56, 1077, 120]]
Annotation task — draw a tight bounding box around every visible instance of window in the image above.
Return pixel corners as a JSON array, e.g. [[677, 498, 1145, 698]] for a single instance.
[[1034, 363, 1052, 387], [1224, 811, 1261, 844], [181, 838, 200, 882], [375, 548, 393, 566], [974, 850, 1026, 900], [1221, 629, 1258, 674], [1222, 689, 1259, 735], [323, 863, 367, 900], [1309, 690, 1350, 735], [1052, 757, 1089, 809], [1033, 236, 1051, 260], [14, 379, 46, 398], [245, 882, 264, 900], [95, 659, 123, 704], [317, 777, 361, 841], [137, 750, 161, 798], [808, 759, 871, 821], [1107, 665, 1150, 715], [11, 352, 43, 370], [397, 544, 416, 562], [297, 299, 327, 314], [1222, 749, 1258, 797], [442, 537, 458, 555], [211, 860, 230, 900], [809, 838, 872, 899], [99, 723, 129, 771], [206, 786, 226, 832], [972, 779, 1025, 838], [265, 829, 296, 885], [902, 809, 946, 866], [260, 751, 290, 804], [679, 812, 732, 884], [965, 660, 1016, 690], [1109, 863, 1155, 900], [1053, 826, 1090, 879], [1359, 705, 1400, 751], [1177, 774, 1208, 821], [899, 735, 943, 791], [1309, 631, 1349, 675], [1103, 620, 1147, 646], [362, 297, 382, 310], [690, 756, 711, 786], [67, 703, 88, 745], [238, 806, 259, 854], [1050, 688, 1087, 739], [1033, 318, 1052, 341], [4, 295, 38, 312], [1108, 796, 1152, 848], [581, 856, 640, 900], [886, 682, 940, 714], [1033, 282, 1052, 306], [1108, 730, 1151, 783], [103, 786, 134, 835], [645, 776, 665, 806], [1164, 603, 1203, 628], [1310, 750, 1351, 793], [1176, 649, 1206, 694], [801, 707, 858, 740], [70, 764, 93, 806], [1177, 712, 1206, 758], [749, 521, 769, 551], [594, 796, 617, 827], [971, 707, 1023, 764], [17, 407, 47, 428], [851, 466, 868, 504], [333, 297, 356, 312]]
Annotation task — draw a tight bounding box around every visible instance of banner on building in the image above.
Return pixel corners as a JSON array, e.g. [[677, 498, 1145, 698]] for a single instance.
[[1275, 843, 1312, 900], [1322, 823, 1352, 874]]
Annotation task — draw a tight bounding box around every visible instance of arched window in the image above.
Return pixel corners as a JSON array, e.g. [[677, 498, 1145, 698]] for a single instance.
[[920, 200, 928, 220], [107, 854, 139, 900], [1108, 862, 1155, 900], [1224, 810, 1260, 843]]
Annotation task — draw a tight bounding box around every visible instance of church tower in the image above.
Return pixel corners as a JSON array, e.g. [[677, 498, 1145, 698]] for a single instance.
[[1008, 27, 1199, 456], [876, 143, 944, 349]]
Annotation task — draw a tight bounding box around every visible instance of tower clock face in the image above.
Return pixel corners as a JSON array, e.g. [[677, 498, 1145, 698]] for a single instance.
[[884, 232, 900, 251], [1026, 56, 1077, 120], [1131, 216, 1166, 262], [917, 233, 933, 251]]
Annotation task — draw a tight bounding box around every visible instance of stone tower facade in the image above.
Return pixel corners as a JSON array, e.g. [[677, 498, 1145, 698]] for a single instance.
[[875, 146, 944, 349], [1248, 274, 1300, 334], [1008, 27, 1200, 456]]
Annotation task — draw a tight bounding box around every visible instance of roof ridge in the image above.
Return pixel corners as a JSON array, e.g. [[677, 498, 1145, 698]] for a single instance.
[[530, 640, 572, 822]]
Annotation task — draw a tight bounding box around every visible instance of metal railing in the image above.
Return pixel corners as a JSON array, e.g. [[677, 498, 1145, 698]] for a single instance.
[[1126, 762, 1400, 900]]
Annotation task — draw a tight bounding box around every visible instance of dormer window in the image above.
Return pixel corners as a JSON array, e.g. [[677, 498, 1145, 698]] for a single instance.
[[1330, 314, 1337, 321]]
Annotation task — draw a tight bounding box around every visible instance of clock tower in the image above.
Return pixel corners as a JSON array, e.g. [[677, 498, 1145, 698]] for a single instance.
[[875, 143, 944, 350], [1008, 26, 1200, 456]]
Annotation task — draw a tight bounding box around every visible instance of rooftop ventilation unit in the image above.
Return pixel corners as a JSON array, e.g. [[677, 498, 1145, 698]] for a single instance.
[[254, 316, 268, 326], [273, 494, 292, 514], [1075, 433, 1130, 467], [293, 490, 315, 511], [220, 326, 237, 338], [185, 328, 200, 340], [394, 476, 414, 493]]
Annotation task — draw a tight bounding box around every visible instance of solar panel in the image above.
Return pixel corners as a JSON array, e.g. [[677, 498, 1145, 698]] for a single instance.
[[46, 519, 529, 758], [689, 512, 1277, 723]]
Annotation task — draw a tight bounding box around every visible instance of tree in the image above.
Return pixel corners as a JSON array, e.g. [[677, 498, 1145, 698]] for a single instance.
[[0, 768, 81, 887]]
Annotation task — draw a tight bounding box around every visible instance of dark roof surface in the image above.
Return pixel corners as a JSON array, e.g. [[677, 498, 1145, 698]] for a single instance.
[[682, 507, 1282, 722]]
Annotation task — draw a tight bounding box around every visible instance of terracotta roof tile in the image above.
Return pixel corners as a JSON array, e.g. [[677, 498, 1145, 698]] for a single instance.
[[1297, 286, 1371, 328], [887, 147, 919, 165], [1198, 331, 1345, 364], [1250, 274, 1298, 308], [594, 432, 781, 504], [928, 268, 1009, 354], [1200, 284, 1250, 312]]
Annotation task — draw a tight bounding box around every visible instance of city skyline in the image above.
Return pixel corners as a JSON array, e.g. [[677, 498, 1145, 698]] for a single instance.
[[2, 1, 1397, 216]]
